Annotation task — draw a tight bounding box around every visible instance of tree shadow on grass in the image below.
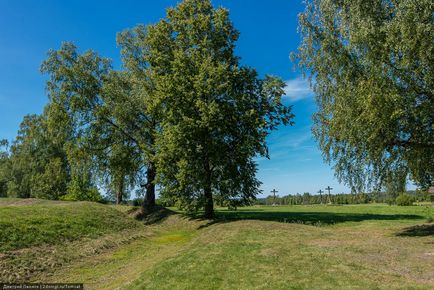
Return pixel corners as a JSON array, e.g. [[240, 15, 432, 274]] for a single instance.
[[197, 210, 424, 229], [396, 224, 434, 237], [131, 206, 176, 225]]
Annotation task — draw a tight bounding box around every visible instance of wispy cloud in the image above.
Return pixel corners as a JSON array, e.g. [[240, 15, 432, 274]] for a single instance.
[[283, 77, 313, 102], [267, 126, 313, 148]]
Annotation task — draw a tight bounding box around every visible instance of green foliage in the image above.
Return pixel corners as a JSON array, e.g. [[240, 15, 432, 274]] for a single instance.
[[0, 106, 103, 201], [386, 198, 395, 206], [132, 197, 144, 207], [123, 0, 293, 216], [395, 193, 414, 206], [257, 190, 431, 206], [62, 181, 101, 202], [32, 157, 69, 200], [295, 0, 434, 192], [384, 168, 407, 199], [258, 192, 373, 205], [41, 38, 157, 208], [97, 140, 140, 204], [0, 140, 9, 197], [64, 143, 102, 202], [5, 0, 293, 216], [6, 114, 70, 199]]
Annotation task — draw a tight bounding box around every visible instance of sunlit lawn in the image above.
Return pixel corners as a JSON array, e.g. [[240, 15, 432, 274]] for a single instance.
[[1, 199, 433, 289]]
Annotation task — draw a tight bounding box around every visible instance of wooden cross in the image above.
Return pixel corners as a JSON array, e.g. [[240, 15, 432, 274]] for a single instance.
[[317, 189, 324, 204], [325, 186, 333, 203], [271, 189, 278, 205]]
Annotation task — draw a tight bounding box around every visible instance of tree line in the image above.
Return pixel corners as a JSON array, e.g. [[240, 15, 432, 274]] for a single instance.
[[256, 190, 432, 206]]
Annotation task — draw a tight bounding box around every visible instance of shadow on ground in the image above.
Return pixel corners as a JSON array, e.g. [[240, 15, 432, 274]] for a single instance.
[[396, 224, 434, 237], [130, 206, 176, 225], [196, 210, 424, 229]]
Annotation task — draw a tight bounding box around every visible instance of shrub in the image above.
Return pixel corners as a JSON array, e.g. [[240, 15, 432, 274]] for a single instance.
[[61, 186, 102, 202], [385, 198, 395, 206], [132, 197, 144, 206], [61, 175, 102, 202], [395, 194, 413, 206]]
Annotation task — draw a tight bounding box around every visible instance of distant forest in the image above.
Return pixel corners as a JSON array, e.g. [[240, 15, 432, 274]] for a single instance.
[[255, 191, 433, 206]]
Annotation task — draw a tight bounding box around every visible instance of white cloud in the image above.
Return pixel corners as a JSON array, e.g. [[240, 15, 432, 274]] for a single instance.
[[283, 77, 313, 101], [267, 126, 313, 148]]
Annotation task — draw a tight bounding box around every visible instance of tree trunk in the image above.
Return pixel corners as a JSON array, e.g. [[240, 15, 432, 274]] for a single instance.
[[204, 183, 213, 219], [116, 176, 124, 205], [142, 160, 156, 214], [203, 152, 214, 219]]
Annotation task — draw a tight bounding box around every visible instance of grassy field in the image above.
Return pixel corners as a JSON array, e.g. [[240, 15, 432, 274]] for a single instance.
[[1, 198, 433, 289]]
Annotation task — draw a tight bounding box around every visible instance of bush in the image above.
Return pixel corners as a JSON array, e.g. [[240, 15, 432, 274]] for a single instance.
[[385, 198, 395, 206], [62, 175, 102, 202], [132, 197, 144, 206], [62, 185, 102, 202], [158, 197, 176, 207], [395, 194, 413, 206]]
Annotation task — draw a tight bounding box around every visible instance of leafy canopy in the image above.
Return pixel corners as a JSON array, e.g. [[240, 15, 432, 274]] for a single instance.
[[122, 0, 294, 215], [295, 0, 433, 192]]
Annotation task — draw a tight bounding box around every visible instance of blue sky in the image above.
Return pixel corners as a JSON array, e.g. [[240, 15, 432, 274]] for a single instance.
[[0, 0, 352, 196]]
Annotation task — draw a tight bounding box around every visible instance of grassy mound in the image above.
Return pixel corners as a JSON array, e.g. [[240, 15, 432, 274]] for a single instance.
[[0, 198, 142, 252]]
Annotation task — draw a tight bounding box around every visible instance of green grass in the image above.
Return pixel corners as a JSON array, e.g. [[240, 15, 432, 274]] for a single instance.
[[0, 198, 142, 252], [1, 199, 433, 289], [213, 203, 432, 225], [126, 204, 434, 290]]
